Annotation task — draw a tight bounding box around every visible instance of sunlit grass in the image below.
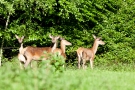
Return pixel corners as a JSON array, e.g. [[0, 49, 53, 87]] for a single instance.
[[0, 57, 135, 90]]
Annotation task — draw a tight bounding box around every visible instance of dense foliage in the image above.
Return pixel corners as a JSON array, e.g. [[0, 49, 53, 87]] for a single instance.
[[0, 0, 135, 66], [1, 0, 135, 89]]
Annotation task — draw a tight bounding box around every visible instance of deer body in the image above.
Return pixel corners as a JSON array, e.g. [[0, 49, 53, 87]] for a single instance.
[[24, 46, 52, 61], [77, 35, 105, 69], [23, 35, 60, 68]]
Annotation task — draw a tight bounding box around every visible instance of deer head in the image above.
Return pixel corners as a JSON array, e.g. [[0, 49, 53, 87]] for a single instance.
[[15, 35, 24, 43], [59, 37, 72, 54], [49, 34, 60, 44], [60, 37, 72, 46], [92, 34, 105, 45], [49, 34, 60, 52]]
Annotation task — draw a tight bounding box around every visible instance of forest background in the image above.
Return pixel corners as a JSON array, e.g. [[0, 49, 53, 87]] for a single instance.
[[0, 0, 135, 67]]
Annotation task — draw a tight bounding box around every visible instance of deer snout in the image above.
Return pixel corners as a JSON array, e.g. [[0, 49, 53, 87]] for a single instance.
[[101, 42, 105, 45]]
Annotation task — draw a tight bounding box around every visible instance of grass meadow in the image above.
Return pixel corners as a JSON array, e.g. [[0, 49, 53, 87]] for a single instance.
[[0, 56, 135, 90]]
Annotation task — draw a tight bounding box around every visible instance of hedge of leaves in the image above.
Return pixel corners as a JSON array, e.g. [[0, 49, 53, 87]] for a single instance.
[[0, 0, 135, 66]]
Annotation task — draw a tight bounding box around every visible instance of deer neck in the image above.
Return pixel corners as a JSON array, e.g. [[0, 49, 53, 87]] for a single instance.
[[91, 40, 99, 54], [60, 41, 65, 53], [51, 42, 57, 52], [19, 43, 24, 54]]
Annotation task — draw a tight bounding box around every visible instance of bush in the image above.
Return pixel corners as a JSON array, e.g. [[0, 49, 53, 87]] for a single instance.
[[95, 43, 135, 68], [38, 52, 65, 73]]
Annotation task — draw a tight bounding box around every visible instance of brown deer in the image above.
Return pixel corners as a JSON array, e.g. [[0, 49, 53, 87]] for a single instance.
[[76, 35, 105, 69], [52, 37, 72, 67], [22, 35, 60, 68], [53, 37, 72, 59], [15, 35, 26, 69]]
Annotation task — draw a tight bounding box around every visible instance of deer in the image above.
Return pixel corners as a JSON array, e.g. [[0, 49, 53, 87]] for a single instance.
[[22, 35, 60, 68], [76, 35, 105, 69], [53, 37, 72, 59], [15, 35, 26, 69], [15, 34, 60, 68], [52, 37, 72, 67]]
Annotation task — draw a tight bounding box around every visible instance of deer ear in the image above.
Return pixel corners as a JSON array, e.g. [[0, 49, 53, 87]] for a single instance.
[[49, 34, 53, 38], [21, 36, 24, 40], [15, 35, 19, 39], [56, 35, 60, 39], [92, 34, 96, 39]]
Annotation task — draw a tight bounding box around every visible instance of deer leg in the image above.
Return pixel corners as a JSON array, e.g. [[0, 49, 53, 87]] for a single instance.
[[82, 59, 86, 69], [62, 62, 65, 70], [90, 59, 93, 69], [24, 59, 31, 68], [20, 62, 23, 69], [78, 54, 81, 69], [30, 62, 33, 68]]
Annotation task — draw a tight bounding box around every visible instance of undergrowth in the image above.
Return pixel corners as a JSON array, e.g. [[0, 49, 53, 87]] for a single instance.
[[0, 53, 135, 90]]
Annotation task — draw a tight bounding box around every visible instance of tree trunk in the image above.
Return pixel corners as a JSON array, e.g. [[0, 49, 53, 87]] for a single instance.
[[0, 13, 10, 66]]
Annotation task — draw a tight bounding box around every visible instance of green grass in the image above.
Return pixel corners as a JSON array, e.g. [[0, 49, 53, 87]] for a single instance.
[[0, 57, 135, 90]]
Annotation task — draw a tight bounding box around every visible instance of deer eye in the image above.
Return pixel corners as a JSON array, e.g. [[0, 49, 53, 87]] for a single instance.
[[99, 39, 102, 41], [97, 39, 100, 41]]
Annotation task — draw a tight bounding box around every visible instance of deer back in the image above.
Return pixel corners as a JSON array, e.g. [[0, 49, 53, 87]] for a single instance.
[[23, 46, 52, 60]]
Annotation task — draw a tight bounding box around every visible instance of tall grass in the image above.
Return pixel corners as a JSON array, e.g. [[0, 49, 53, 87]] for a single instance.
[[0, 56, 135, 90]]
